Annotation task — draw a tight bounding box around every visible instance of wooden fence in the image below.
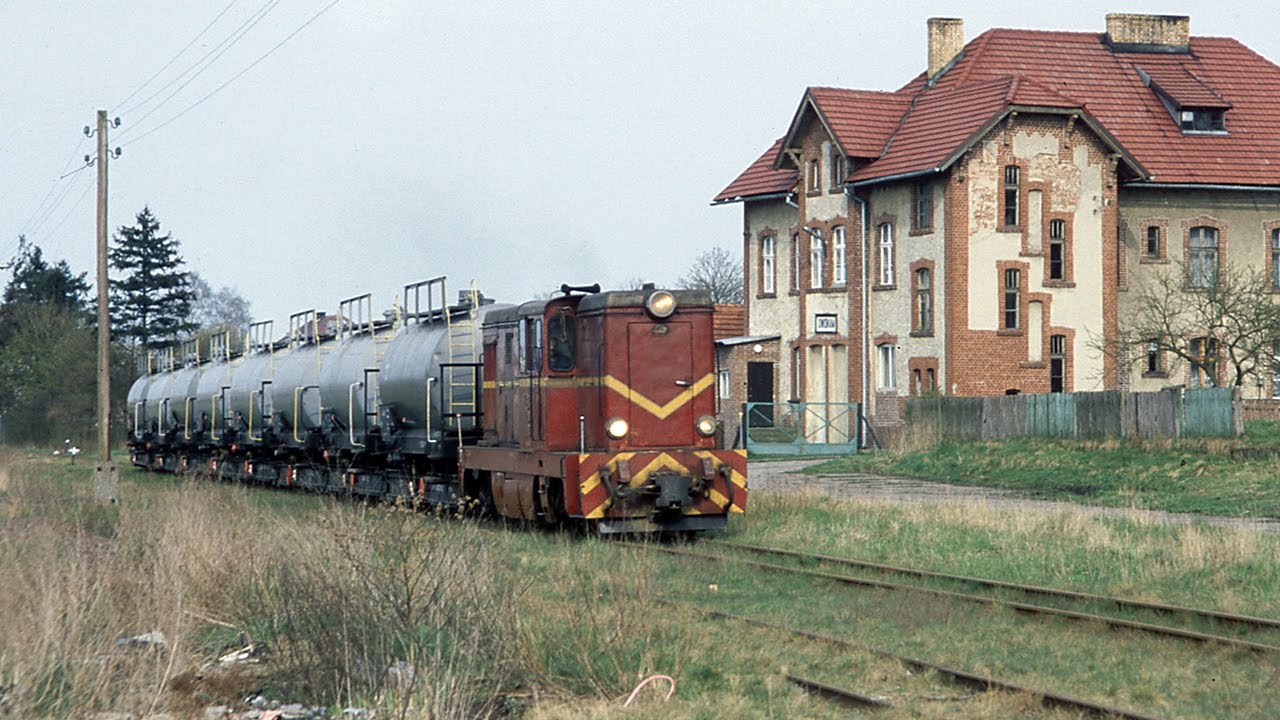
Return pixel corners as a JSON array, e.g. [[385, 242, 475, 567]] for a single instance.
[[904, 388, 1242, 442]]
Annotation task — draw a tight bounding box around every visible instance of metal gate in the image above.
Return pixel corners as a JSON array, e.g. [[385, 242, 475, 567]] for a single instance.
[[743, 402, 860, 455]]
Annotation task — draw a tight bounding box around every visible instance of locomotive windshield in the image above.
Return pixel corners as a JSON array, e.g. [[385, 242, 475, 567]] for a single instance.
[[547, 310, 575, 372]]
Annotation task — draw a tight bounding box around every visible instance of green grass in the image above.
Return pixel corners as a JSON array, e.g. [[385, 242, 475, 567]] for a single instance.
[[804, 420, 1280, 518], [5, 448, 1280, 718]]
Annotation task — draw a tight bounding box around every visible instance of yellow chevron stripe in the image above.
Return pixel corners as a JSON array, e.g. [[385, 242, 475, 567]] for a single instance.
[[579, 452, 636, 499], [603, 373, 714, 420]]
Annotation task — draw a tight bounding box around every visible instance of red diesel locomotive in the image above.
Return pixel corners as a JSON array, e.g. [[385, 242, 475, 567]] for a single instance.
[[464, 284, 748, 533]]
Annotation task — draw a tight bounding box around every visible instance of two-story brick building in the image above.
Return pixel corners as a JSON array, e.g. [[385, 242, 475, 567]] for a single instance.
[[714, 13, 1280, 443]]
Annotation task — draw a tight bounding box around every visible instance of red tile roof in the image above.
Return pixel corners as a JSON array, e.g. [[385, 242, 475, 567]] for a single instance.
[[719, 25, 1280, 196], [919, 29, 1280, 186], [852, 76, 1094, 183], [798, 88, 913, 160], [713, 303, 747, 339], [713, 138, 796, 203]]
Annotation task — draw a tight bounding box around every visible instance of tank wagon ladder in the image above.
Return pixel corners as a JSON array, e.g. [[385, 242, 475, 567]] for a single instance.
[[337, 293, 384, 443], [401, 277, 481, 431], [287, 310, 326, 441], [246, 320, 276, 441], [444, 281, 481, 428]]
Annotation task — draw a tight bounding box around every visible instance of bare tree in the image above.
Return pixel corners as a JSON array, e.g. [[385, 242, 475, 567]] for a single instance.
[[1117, 261, 1280, 387], [186, 273, 254, 355], [676, 246, 743, 304]]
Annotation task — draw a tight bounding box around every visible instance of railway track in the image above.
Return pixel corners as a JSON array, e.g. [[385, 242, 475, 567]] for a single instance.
[[663, 601, 1164, 719], [716, 540, 1280, 634], [628, 541, 1280, 654]]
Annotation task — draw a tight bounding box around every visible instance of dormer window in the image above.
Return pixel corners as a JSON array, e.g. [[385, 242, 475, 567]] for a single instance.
[[1135, 65, 1230, 135], [1178, 108, 1225, 132]]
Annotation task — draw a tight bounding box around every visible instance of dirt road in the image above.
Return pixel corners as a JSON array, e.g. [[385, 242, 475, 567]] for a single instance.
[[748, 459, 1280, 533]]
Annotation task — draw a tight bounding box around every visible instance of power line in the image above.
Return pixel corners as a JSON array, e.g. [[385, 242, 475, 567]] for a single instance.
[[121, 0, 343, 149], [111, 0, 242, 115], [41, 177, 95, 253], [115, 0, 284, 129], [13, 135, 88, 239]]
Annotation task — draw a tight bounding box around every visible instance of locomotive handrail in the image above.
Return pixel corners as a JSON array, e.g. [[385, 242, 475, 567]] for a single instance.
[[348, 382, 363, 448]]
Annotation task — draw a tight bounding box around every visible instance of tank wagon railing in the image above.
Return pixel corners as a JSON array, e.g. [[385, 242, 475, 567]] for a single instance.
[[248, 320, 275, 354], [402, 277, 448, 325]]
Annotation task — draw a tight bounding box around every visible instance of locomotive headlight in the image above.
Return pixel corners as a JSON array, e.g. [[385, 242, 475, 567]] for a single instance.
[[645, 290, 677, 319], [605, 417, 630, 440], [695, 415, 718, 437]]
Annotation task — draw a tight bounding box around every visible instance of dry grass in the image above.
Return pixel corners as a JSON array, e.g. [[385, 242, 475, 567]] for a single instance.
[[0, 455, 519, 718]]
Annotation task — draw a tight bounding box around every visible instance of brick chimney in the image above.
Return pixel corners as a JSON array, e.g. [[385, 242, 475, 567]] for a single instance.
[[1105, 13, 1189, 51], [928, 18, 964, 79]]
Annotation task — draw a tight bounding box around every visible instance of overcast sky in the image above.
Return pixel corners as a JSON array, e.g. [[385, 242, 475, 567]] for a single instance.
[[3, 1, 1275, 326]]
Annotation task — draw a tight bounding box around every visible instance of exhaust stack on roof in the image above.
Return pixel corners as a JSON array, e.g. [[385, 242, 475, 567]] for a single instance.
[[927, 17, 964, 80]]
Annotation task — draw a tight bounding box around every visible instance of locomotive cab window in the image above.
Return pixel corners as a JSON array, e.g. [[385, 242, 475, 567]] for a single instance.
[[547, 310, 575, 372]]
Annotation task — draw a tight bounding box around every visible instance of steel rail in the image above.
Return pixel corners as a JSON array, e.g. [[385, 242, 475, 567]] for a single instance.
[[785, 674, 891, 709], [717, 540, 1280, 631], [633, 543, 1280, 654], [667, 601, 1164, 720]]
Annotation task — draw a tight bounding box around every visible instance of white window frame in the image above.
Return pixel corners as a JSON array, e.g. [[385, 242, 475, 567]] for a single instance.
[[878, 223, 894, 286], [916, 268, 932, 333], [810, 231, 824, 288], [878, 344, 896, 390], [1188, 226, 1219, 288], [1271, 229, 1280, 290], [791, 234, 801, 291], [718, 369, 731, 399], [761, 236, 776, 294], [832, 226, 846, 285]]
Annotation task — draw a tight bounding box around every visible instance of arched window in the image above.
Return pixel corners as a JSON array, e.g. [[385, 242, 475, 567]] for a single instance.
[[878, 223, 894, 286], [832, 226, 846, 285], [791, 233, 801, 291], [1049, 334, 1066, 393], [1270, 228, 1280, 289], [878, 343, 896, 390], [1190, 337, 1218, 388], [810, 231, 824, 288], [1003, 269, 1020, 330], [1048, 219, 1065, 280], [1188, 226, 1219, 288], [915, 268, 933, 333], [1003, 165, 1021, 227], [760, 236, 775, 294]]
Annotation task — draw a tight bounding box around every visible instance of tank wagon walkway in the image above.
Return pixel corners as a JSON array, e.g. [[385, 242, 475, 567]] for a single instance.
[[748, 460, 1280, 534]]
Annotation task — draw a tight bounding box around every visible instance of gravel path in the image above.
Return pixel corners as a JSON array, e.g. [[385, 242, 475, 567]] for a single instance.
[[748, 459, 1280, 534]]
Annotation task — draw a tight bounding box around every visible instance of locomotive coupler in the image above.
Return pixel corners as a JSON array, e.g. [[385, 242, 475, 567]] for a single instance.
[[651, 471, 692, 518]]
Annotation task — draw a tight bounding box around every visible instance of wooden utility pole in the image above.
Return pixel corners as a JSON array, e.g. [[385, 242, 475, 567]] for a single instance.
[[93, 109, 118, 503]]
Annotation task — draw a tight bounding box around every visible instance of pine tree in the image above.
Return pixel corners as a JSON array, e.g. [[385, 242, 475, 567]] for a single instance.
[[109, 207, 197, 349], [3, 236, 92, 313]]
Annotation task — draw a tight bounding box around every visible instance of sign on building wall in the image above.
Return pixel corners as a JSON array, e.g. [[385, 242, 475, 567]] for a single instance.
[[814, 313, 838, 334]]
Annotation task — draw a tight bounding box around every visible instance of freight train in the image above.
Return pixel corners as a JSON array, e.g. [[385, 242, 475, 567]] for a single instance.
[[126, 278, 747, 533]]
